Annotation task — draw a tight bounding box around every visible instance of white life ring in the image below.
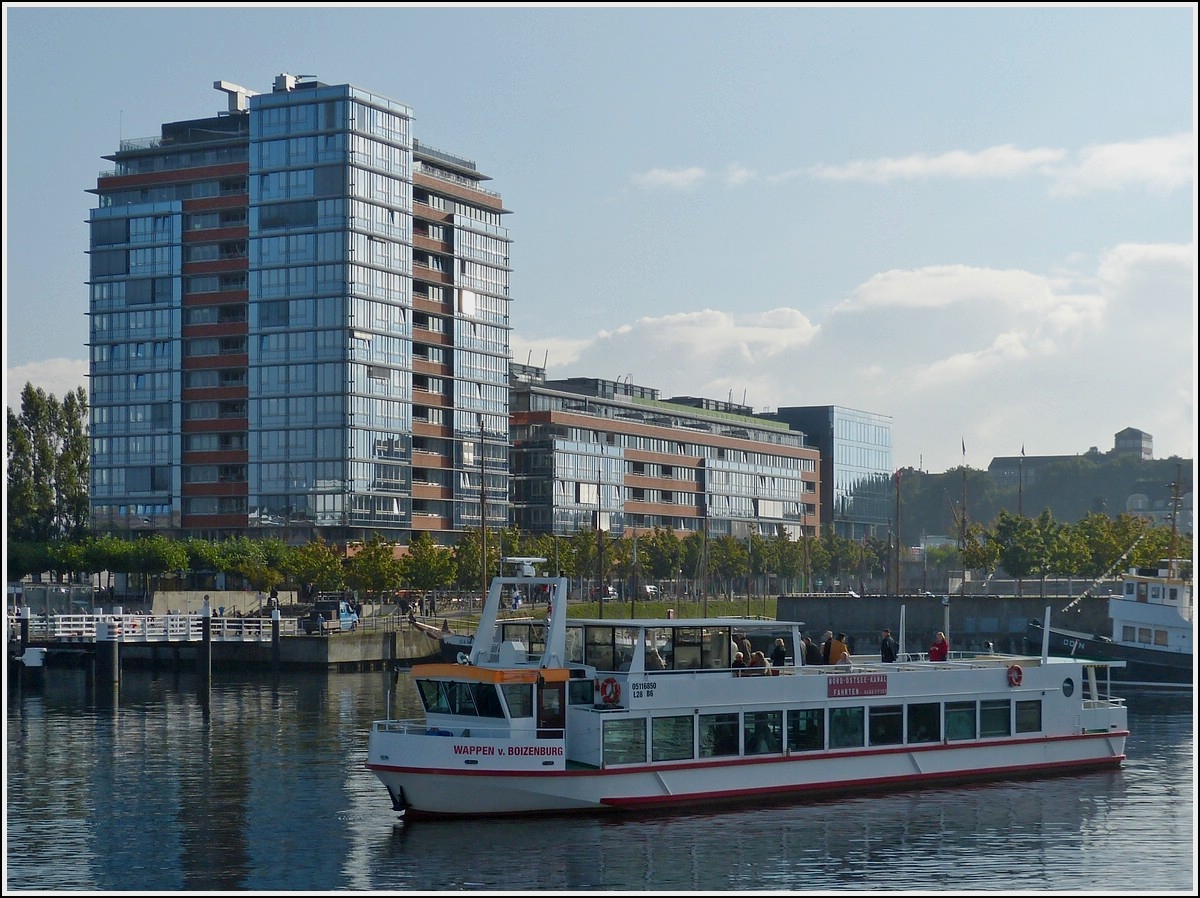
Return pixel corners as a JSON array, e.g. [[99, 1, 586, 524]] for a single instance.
[[1007, 664, 1023, 687], [456, 652, 470, 665], [599, 676, 621, 705]]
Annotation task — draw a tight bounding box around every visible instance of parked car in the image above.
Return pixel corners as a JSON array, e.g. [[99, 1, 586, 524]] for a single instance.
[[303, 599, 359, 634]]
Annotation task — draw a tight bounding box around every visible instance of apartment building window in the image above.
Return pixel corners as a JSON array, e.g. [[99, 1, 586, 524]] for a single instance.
[[185, 432, 247, 452]]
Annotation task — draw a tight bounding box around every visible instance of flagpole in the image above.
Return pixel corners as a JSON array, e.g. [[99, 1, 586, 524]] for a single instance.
[[959, 438, 967, 600], [1018, 445, 1024, 516]]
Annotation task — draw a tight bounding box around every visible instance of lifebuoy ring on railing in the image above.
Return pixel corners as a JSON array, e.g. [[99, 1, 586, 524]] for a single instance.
[[1007, 664, 1023, 687], [456, 652, 470, 665], [599, 676, 621, 705]]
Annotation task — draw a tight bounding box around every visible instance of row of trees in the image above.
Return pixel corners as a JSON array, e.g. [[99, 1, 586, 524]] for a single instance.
[[7, 510, 1189, 605]]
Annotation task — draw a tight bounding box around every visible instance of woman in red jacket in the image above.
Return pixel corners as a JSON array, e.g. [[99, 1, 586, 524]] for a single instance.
[[928, 631, 949, 661]]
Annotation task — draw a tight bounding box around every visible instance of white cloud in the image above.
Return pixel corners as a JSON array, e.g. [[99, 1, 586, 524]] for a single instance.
[[630, 166, 707, 190], [809, 145, 1066, 183], [737, 135, 1196, 195], [6, 358, 89, 409], [1049, 134, 1196, 196], [512, 243, 1194, 472], [724, 164, 756, 187]]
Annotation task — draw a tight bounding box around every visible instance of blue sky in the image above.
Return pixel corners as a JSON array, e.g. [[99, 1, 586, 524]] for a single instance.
[[3, 4, 1196, 474]]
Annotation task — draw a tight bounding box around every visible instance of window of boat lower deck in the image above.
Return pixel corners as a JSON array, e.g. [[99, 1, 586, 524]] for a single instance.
[[1015, 700, 1041, 734], [907, 702, 941, 743], [744, 710, 784, 754], [603, 718, 647, 765], [699, 712, 739, 757], [945, 701, 977, 741], [980, 699, 1011, 737], [788, 708, 825, 752], [652, 715, 694, 761], [830, 706, 865, 749], [868, 705, 903, 746]]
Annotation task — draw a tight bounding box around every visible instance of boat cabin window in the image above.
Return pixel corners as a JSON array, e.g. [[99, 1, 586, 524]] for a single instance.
[[501, 621, 547, 658], [672, 628, 706, 669], [979, 699, 1011, 737], [602, 718, 647, 765], [564, 627, 584, 665], [584, 626, 616, 671], [568, 678, 594, 706], [1015, 700, 1042, 734], [744, 710, 784, 754], [945, 700, 977, 741], [500, 683, 533, 719], [907, 702, 941, 743], [644, 627, 672, 670], [699, 712, 739, 757], [787, 708, 825, 752], [669, 626, 733, 670], [614, 626, 639, 671], [415, 679, 508, 718], [868, 705, 904, 746], [651, 715, 694, 761], [829, 706, 865, 749]]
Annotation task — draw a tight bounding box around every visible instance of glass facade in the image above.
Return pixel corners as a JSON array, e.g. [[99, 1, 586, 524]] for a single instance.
[[509, 373, 816, 539], [771, 406, 893, 540], [88, 76, 510, 546]]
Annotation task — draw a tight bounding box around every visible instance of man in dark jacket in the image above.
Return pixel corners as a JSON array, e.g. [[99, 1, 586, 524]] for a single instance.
[[880, 628, 898, 663]]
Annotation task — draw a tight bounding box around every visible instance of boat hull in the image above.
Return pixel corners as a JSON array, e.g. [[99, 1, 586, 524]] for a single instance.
[[368, 731, 1125, 819], [1027, 621, 1193, 687]]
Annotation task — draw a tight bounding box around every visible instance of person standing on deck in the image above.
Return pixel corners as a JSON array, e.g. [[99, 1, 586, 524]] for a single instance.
[[880, 629, 898, 663], [829, 633, 850, 665], [770, 638, 788, 669], [928, 631, 950, 661]]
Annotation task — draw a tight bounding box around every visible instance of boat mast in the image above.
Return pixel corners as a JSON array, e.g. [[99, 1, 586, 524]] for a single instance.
[[959, 440, 968, 599], [1167, 462, 1181, 579]]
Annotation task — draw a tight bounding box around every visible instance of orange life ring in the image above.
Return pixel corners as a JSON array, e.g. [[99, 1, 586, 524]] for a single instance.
[[1007, 664, 1023, 687], [599, 676, 621, 705]]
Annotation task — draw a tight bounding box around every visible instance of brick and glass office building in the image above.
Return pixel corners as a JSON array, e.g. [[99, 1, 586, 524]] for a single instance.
[[87, 74, 511, 547], [508, 365, 820, 540]]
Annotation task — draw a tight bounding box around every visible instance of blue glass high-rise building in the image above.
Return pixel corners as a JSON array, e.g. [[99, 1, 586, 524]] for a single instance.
[[769, 406, 893, 540], [87, 74, 510, 546]]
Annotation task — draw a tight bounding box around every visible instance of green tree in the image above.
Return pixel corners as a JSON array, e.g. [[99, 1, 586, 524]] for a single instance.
[[346, 535, 401, 602], [400, 531, 457, 592], [283, 538, 346, 600], [452, 527, 500, 594], [641, 526, 684, 584], [6, 383, 90, 542], [708, 535, 747, 600]]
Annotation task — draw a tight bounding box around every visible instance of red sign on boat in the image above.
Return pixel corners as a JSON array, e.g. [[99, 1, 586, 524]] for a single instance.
[[827, 673, 888, 697]]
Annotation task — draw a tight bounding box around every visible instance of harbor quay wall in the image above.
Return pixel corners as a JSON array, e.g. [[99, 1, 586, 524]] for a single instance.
[[112, 627, 444, 672], [776, 593, 1110, 656]]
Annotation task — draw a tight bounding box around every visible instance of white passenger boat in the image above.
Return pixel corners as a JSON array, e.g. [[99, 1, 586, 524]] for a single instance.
[[366, 576, 1129, 819]]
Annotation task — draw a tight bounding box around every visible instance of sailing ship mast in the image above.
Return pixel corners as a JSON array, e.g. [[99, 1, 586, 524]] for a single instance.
[[1167, 462, 1181, 579]]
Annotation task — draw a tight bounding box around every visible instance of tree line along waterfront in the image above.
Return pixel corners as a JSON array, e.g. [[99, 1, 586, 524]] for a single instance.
[[7, 381, 1193, 607]]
